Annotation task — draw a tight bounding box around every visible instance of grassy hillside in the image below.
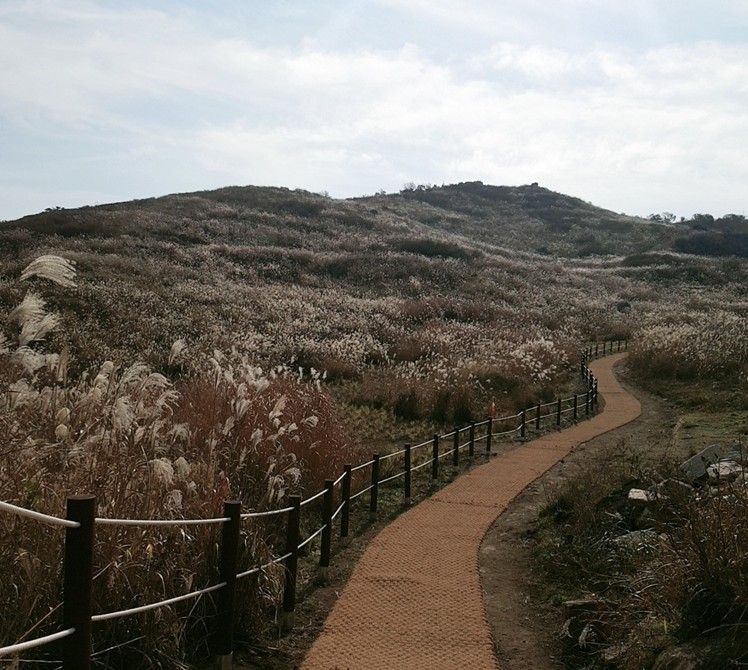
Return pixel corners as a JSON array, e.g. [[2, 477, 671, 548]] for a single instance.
[[1, 181, 745, 667], [1, 182, 745, 400], [368, 181, 675, 256]]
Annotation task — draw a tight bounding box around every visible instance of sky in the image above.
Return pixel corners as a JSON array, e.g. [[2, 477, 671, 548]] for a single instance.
[[0, 0, 746, 221]]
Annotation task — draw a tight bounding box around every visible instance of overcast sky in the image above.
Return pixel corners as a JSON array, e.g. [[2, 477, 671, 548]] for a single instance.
[[1, 0, 746, 220]]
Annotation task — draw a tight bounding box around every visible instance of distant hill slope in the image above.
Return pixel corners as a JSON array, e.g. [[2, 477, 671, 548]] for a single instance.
[[359, 181, 676, 256], [0, 181, 744, 379], [5, 181, 676, 259]]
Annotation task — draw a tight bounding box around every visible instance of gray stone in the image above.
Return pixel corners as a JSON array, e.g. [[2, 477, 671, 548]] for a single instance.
[[652, 644, 701, 670], [706, 460, 743, 483], [628, 488, 659, 504], [613, 529, 660, 551], [679, 443, 741, 482], [561, 599, 603, 643]]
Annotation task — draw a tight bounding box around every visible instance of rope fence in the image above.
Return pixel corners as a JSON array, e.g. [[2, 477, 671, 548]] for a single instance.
[[0, 338, 625, 667], [90, 582, 227, 623]]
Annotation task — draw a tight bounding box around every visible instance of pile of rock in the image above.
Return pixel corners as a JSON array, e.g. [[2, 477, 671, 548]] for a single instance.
[[626, 442, 745, 508]]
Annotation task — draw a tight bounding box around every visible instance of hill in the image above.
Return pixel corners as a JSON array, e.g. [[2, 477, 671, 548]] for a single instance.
[[0, 182, 745, 372], [6, 181, 674, 257], [1, 181, 745, 667], [0, 181, 745, 425]]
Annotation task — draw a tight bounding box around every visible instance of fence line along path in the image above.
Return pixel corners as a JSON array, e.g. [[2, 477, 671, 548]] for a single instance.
[[301, 352, 642, 670]]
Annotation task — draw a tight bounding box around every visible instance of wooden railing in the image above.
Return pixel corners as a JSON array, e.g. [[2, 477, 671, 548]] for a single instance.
[[0, 339, 628, 668]]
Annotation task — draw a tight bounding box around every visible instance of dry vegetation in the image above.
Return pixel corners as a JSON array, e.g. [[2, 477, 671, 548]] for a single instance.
[[0, 182, 746, 667], [533, 443, 747, 669]]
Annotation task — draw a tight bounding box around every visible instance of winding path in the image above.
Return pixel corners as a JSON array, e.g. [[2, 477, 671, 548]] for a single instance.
[[301, 353, 641, 669]]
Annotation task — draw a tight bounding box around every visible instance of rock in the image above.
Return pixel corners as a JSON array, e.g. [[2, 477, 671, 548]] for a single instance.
[[578, 622, 597, 648], [628, 488, 659, 504], [561, 599, 603, 642], [652, 644, 701, 670], [613, 529, 660, 551], [601, 644, 624, 662], [562, 598, 603, 614], [680, 443, 741, 482], [706, 460, 743, 483]]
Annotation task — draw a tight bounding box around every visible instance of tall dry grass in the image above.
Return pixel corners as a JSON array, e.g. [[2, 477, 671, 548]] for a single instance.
[[0, 257, 355, 667], [534, 446, 748, 668]]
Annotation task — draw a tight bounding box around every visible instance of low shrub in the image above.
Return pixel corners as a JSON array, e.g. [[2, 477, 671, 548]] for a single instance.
[[533, 445, 748, 668], [629, 314, 748, 381], [393, 237, 474, 260]]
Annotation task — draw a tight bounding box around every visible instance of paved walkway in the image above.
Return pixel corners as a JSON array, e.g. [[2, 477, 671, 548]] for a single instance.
[[301, 354, 642, 669]]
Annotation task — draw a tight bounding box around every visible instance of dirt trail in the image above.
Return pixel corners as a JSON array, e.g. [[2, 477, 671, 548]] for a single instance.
[[481, 360, 669, 670], [301, 354, 641, 670]]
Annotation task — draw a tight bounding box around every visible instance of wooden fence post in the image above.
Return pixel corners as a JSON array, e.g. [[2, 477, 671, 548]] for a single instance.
[[320, 480, 334, 569], [431, 434, 439, 481], [520, 409, 526, 438], [281, 495, 301, 632], [468, 423, 475, 459], [216, 500, 240, 667], [556, 398, 562, 427], [573, 394, 578, 421], [63, 495, 95, 670], [485, 417, 493, 458], [340, 465, 351, 539], [404, 443, 412, 505], [585, 389, 590, 415], [370, 454, 380, 518], [535, 404, 541, 430], [452, 426, 459, 468]]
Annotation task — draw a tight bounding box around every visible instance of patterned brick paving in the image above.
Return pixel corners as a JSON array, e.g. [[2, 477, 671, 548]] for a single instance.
[[301, 353, 641, 669]]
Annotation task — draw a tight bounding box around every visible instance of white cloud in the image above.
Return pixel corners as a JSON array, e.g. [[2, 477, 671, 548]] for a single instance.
[[0, 0, 746, 218]]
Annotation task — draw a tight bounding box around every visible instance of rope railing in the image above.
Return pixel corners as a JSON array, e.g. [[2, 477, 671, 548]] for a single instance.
[[241, 505, 295, 520], [91, 582, 226, 623], [411, 439, 432, 450], [378, 470, 406, 485], [493, 425, 523, 436], [350, 458, 375, 473], [298, 523, 326, 550], [349, 484, 374, 501], [410, 458, 433, 472], [379, 447, 407, 462], [0, 338, 624, 666], [236, 551, 292, 580], [299, 488, 327, 507], [0, 628, 75, 658], [330, 500, 346, 522], [0, 501, 79, 529], [95, 515, 230, 527]]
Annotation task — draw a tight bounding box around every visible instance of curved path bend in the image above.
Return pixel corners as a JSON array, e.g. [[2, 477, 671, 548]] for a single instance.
[[301, 353, 641, 670]]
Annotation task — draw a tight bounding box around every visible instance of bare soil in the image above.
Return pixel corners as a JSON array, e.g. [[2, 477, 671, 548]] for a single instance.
[[479, 362, 678, 670]]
